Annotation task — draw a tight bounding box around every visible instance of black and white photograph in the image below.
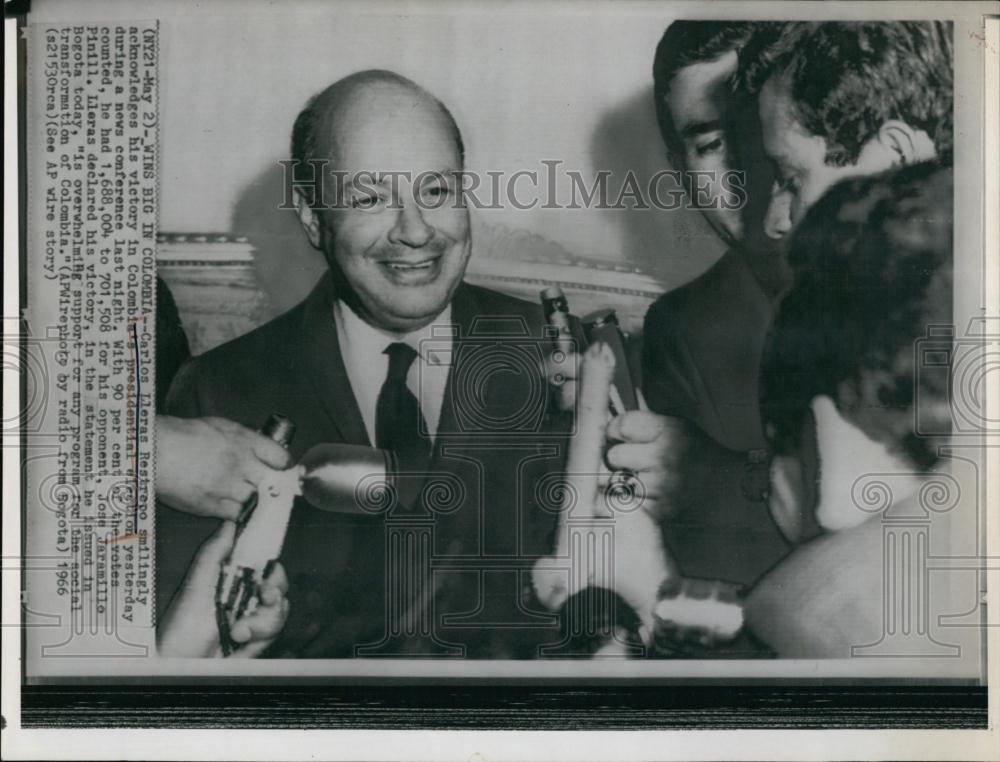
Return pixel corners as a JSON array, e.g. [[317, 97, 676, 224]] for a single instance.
[[4, 0, 998, 758]]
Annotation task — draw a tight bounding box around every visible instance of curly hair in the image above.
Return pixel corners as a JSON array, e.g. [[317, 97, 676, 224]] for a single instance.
[[738, 22, 953, 166], [760, 161, 953, 469]]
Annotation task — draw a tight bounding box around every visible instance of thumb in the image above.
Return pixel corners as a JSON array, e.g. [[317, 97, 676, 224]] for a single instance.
[[250, 433, 293, 470], [565, 342, 615, 515], [187, 521, 237, 584]]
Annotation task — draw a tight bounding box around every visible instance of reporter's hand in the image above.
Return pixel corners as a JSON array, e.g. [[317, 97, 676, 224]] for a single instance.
[[157, 521, 289, 658], [604, 396, 688, 513], [156, 415, 293, 519], [534, 343, 679, 632], [546, 344, 690, 509]]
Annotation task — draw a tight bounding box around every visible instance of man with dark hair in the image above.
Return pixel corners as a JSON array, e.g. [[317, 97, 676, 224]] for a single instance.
[[739, 21, 953, 239], [158, 70, 674, 658], [747, 162, 953, 655], [641, 21, 793, 587], [761, 161, 953, 538], [640, 20, 954, 589], [652, 21, 761, 248]]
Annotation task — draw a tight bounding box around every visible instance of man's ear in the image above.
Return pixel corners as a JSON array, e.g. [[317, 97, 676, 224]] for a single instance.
[[876, 120, 937, 166], [294, 188, 323, 250]]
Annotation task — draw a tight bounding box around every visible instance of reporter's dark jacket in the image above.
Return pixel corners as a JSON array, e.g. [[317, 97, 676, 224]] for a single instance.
[[641, 249, 789, 585]]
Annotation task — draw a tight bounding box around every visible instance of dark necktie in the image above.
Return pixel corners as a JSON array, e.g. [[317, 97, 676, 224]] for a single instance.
[[375, 342, 432, 508]]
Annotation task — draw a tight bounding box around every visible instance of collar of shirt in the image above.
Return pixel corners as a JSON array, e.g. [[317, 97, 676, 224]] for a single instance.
[[333, 299, 453, 445]]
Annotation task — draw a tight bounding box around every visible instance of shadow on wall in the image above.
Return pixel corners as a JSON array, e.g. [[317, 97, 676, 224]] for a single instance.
[[231, 161, 328, 319], [589, 85, 725, 288]]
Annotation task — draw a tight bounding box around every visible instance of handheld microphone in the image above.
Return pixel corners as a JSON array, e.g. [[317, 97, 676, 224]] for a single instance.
[[540, 288, 638, 416], [216, 418, 399, 654], [541, 286, 586, 355], [216, 413, 298, 655], [298, 443, 397, 515], [582, 309, 638, 414]]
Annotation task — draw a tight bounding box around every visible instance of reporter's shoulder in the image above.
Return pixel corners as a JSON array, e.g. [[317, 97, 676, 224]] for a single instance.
[[647, 250, 746, 322], [645, 250, 771, 358], [190, 303, 305, 373], [164, 301, 307, 411]]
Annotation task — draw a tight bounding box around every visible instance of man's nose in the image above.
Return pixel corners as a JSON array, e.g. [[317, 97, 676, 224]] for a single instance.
[[764, 190, 793, 240], [388, 203, 434, 248]]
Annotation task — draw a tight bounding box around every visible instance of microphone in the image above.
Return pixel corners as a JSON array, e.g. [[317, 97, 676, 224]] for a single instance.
[[216, 413, 298, 655], [298, 443, 397, 515], [582, 308, 638, 415], [216, 417, 398, 655], [531, 344, 671, 654], [541, 286, 587, 355], [540, 287, 638, 416]]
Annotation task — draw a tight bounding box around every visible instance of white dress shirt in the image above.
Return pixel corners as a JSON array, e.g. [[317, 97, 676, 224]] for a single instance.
[[333, 299, 454, 445]]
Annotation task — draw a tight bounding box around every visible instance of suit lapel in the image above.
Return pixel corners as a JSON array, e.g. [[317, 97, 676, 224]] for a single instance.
[[428, 284, 494, 554], [296, 274, 372, 447], [434, 282, 479, 448]]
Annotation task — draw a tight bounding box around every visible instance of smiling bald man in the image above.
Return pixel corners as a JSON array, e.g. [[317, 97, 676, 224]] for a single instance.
[[158, 71, 576, 658]]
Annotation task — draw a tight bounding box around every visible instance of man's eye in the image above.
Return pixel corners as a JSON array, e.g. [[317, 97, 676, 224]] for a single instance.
[[695, 138, 724, 157], [423, 186, 450, 198], [351, 195, 381, 210]]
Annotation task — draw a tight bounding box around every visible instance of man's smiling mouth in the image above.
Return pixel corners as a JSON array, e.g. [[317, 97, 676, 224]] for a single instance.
[[377, 254, 443, 283], [384, 258, 437, 271]]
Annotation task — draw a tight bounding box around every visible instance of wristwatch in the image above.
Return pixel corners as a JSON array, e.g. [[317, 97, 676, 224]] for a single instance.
[[650, 576, 746, 656]]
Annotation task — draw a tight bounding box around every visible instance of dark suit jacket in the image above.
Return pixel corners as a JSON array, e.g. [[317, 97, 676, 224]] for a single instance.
[[642, 249, 789, 586], [155, 276, 190, 411], [158, 275, 571, 658]]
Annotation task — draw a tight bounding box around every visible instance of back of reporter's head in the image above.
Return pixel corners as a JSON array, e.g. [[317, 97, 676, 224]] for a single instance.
[[761, 161, 953, 473], [737, 22, 953, 243], [740, 21, 954, 166]]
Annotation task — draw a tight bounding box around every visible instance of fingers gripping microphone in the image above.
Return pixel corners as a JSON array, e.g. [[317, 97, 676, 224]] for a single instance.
[[582, 309, 638, 415], [540, 288, 638, 416], [536, 294, 671, 652], [215, 416, 398, 655], [216, 413, 297, 656]]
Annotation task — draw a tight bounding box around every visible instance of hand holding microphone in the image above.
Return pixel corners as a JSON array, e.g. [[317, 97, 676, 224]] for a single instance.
[[532, 341, 679, 637], [534, 288, 743, 650], [155, 415, 293, 520], [541, 287, 639, 416], [157, 520, 289, 658], [214, 416, 398, 656]]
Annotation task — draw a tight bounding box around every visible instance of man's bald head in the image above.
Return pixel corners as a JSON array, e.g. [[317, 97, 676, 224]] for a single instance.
[[290, 70, 465, 206], [289, 70, 473, 334]]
